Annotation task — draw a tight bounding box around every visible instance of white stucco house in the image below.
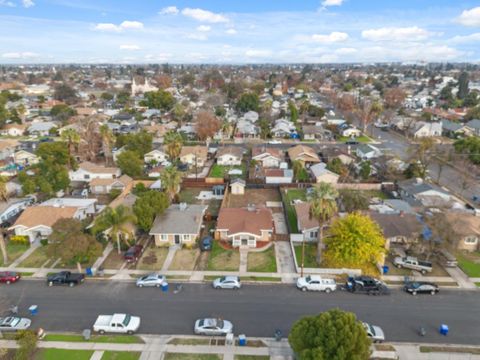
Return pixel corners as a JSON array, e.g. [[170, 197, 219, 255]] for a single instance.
[[69, 161, 121, 182]]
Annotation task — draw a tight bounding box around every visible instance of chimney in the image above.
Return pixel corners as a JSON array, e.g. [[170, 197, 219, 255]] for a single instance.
[[247, 203, 256, 212], [399, 211, 404, 217]]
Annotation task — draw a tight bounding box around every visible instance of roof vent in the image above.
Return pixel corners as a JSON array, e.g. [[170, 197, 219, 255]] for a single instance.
[[247, 203, 256, 212]]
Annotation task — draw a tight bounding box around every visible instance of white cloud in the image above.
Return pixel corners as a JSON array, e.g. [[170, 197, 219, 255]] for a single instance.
[[362, 26, 432, 41], [321, 0, 344, 7], [182, 8, 228, 23], [311, 31, 349, 43], [186, 33, 208, 41], [335, 47, 357, 55], [94, 20, 144, 32], [450, 33, 480, 43], [120, 21, 143, 30], [456, 7, 480, 27], [159, 6, 179, 15], [0, 0, 15, 7], [120, 44, 140, 50], [197, 25, 211, 32], [225, 28, 237, 35], [245, 49, 272, 58], [2, 51, 38, 59], [22, 0, 34, 8], [145, 53, 171, 62]]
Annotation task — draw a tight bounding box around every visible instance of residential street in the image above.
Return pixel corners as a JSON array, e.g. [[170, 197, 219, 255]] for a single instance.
[[2, 281, 480, 345]]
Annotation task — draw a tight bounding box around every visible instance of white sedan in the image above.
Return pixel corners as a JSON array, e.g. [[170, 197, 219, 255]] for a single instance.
[[0, 317, 31, 332], [194, 318, 233, 336], [363, 322, 385, 343], [136, 274, 166, 288]]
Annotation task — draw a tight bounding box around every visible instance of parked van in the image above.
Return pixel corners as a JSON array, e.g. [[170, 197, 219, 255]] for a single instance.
[[438, 249, 458, 268]]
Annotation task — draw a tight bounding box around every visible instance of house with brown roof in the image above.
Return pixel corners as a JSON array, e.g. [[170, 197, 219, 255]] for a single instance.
[[443, 213, 480, 252], [287, 145, 320, 165], [10, 206, 78, 242], [294, 202, 319, 241], [89, 174, 133, 195], [69, 161, 121, 182], [1, 123, 27, 137], [180, 146, 208, 168], [13, 150, 39, 167], [369, 212, 423, 247], [252, 147, 283, 168], [216, 147, 243, 166], [216, 206, 274, 247], [0, 139, 19, 160]]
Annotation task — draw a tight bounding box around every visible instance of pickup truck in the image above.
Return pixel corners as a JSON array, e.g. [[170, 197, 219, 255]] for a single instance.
[[93, 313, 141, 334], [394, 256, 432, 274], [47, 271, 85, 287], [346, 276, 390, 295]]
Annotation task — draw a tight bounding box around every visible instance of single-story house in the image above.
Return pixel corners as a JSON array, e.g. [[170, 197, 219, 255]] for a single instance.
[[0, 139, 19, 161], [69, 161, 121, 182], [1, 124, 27, 137], [303, 125, 330, 140], [144, 149, 168, 165], [369, 212, 423, 246], [398, 178, 451, 207], [149, 203, 207, 246], [443, 213, 480, 252], [294, 202, 319, 241], [230, 178, 246, 195], [38, 198, 98, 219], [271, 119, 297, 138], [341, 126, 362, 138], [216, 207, 274, 247], [356, 144, 382, 160], [252, 147, 283, 168], [179, 146, 208, 168], [465, 119, 480, 136], [441, 119, 470, 138], [216, 146, 243, 166], [10, 206, 79, 242], [89, 174, 133, 195], [265, 169, 293, 184], [0, 197, 34, 225], [13, 150, 39, 167], [27, 121, 58, 136], [411, 121, 442, 138], [310, 163, 339, 184], [287, 145, 320, 165]]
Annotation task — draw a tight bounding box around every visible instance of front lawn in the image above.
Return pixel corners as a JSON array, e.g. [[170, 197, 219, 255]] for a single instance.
[[207, 241, 240, 271], [457, 252, 480, 278], [0, 243, 30, 267], [43, 334, 144, 344], [19, 245, 53, 268], [36, 349, 94, 360], [137, 246, 168, 271], [338, 135, 371, 143], [101, 351, 141, 360], [101, 251, 126, 270], [293, 243, 319, 268], [235, 356, 270, 360], [282, 189, 307, 233], [168, 248, 199, 271], [163, 354, 221, 360], [247, 246, 277, 272]]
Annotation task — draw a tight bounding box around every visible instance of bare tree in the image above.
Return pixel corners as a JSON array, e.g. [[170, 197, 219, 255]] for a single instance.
[[354, 99, 382, 134], [195, 110, 221, 141]]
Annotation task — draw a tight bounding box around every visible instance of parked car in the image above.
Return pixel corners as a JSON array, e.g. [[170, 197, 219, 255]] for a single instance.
[[124, 245, 143, 263], [93, 314, 141, 334], [345, 138, 359, 145], [213, 276, 241, 290], [0, 271, 21, 284], [404, 281, 439, 295], [363, 322, 385, 343], [268, 140, 282, 144], [194, 318, 233, 336], [200, 236, 213, 251], [394, 256, 432, 274], [47, 271, 85, 287], [296, 275, 336, 293], [136, 273, 166, 288], [0, 317, 31, 332], [346, 276, 389, 295], [437, 249, 458, 268]]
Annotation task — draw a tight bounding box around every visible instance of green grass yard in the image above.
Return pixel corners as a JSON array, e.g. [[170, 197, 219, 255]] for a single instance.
[[43, 334, 144, 344], [247, 246, 277, 272], [19, 245, 53, 268], [282, 189, 307, 233], [36, 349, 94, 360], [209, 164, 246, 179], [163, 354, 221, 360], [235, 356, 270, 360], [457, 252, 480, 278], [293, 243, 319, 268], [0, 243, 30, 267], [101, 351, 141, 360], [338, 135, 371, 143], [207, 241, 240, 271]]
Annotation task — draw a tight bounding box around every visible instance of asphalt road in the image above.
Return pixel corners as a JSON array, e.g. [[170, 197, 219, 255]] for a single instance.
[[2, 281, 480, 344]]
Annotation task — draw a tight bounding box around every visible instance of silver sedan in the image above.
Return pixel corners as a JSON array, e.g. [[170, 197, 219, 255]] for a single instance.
[[136, 274, 166, 288], [212, 276, 241, 290], [0, 317, 31, 332], [194, 318, 233, 336]]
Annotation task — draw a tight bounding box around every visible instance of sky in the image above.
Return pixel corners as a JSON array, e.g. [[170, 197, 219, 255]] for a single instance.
[[1, 0, 480, 64]]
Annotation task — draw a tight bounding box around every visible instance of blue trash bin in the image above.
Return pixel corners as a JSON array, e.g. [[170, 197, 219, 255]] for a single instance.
[[238, 334, 246, 346], [161, 282, 169, 292], [382, 265, 389, 274], [439, 324, 449, 336], [29, 305, 38, 316], [86, 267, 93, 276]]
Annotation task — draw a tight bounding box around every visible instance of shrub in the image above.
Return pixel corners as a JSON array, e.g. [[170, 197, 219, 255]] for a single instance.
[[40, 239, 49, 247], [109, 188, 122, 201], [9, 235, 30, 246]]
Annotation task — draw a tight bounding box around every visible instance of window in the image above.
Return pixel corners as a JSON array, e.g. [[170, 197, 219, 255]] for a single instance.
[[182, 234, 190, 241], [464, 236, 478, 245], [310, 231, 318, 239], [84, 174, 90, 179], [160, 234, 168, 241]]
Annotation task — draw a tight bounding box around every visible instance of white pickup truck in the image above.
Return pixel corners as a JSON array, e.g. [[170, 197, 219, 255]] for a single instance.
[[394, 256, 432, 274], [93, 313, 141, 334]]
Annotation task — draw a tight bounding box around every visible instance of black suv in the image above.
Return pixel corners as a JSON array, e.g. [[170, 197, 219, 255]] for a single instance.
[[346, 276, 389, 295]]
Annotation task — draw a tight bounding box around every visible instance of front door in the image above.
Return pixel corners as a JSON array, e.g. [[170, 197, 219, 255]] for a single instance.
[[174, 235, 181, 244]]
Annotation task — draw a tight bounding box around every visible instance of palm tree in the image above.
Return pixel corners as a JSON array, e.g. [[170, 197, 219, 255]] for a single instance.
[[309, 182, 339, 264], [160, 166, 182, 201], [163, 131, 183, 162], [292, 160, 304, 183], [100, 124, 115, 166], [60, 128, 80, 168], [95, 205, 136, 254], [0, 176, 8, 265]]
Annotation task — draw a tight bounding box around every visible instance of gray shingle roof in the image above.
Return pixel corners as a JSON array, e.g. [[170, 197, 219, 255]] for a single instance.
[[149, 204, 207, 235]]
